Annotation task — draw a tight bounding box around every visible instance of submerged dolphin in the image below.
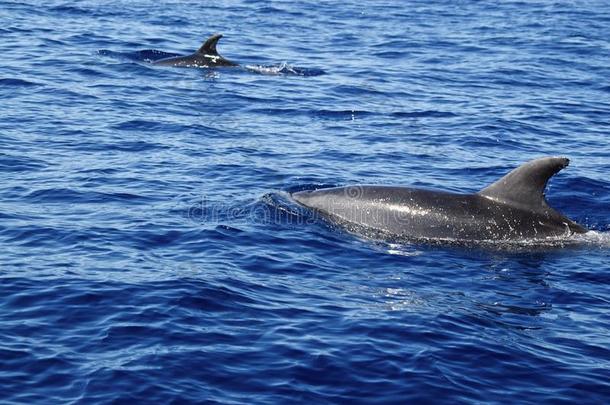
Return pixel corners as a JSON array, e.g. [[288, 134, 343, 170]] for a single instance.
[[153, 34, 238, 67], [292, 157, 587, 242]]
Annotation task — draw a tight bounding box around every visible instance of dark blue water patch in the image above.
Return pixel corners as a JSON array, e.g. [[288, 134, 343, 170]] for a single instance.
[[0, 154, 48, 172], [34, 86, 100, 102], [62, 66, 107, 78], [372, 50, 413, 59], [110, 119, 173, 132], [67, 32, 115, 47], [245, 107, 371, 120], [457, 135, 533, 151], [312, 109, 374, 120], [2, 223, 99, 248], [25, 188, 149, 205], [556, 177, 610, 230], [48, 4, 124, 18], [0, 78, 42, 87], [328, 84, 389, 96], [392, 110, 458, 118], [147, 15, 191, 26], [39, 37, 67, 48], [76, 167, 122, 176], [48, 4, 94, 15], [126, 228, 201, 250], [81, 140, 167, 153]]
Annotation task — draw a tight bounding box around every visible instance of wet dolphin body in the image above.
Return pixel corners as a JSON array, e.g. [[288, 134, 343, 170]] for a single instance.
[[153, 34, 238, 67], [292, 157, 587, 242]]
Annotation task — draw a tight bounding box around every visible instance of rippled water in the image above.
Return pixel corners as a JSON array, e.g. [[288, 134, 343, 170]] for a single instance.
[[2, 0, 610, 403]]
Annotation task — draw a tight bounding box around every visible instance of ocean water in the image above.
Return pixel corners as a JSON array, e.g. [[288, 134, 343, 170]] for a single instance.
[[2, 0, 610, 403]]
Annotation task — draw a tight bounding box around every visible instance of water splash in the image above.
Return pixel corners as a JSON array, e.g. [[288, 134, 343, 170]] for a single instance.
[[244, 62, 326, 76]]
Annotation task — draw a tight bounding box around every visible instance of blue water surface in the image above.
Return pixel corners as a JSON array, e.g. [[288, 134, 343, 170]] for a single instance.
[[2, 0, 610, 403]]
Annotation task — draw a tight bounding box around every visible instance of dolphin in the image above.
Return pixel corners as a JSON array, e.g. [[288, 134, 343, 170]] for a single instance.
[[153, 34, 238, 68], [292, 157, 587, 242]]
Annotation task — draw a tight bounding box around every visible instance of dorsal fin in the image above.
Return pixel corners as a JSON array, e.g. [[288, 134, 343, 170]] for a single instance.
[[197, 33, 223, 55], [477, 157, 570, 212]]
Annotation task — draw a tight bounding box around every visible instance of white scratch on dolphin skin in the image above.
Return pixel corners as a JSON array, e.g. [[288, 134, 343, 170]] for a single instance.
[[204, 55, 220, 62], [383, 203, 432, 216]]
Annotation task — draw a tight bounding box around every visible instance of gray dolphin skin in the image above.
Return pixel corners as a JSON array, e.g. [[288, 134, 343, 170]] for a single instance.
[[292, 157, 587, 242], [153, 34, 238, 67]]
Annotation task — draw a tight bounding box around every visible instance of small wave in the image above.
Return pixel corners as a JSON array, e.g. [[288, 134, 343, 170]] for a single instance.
[[49, 4, 123, 17], [391, 110, 457, 118], [50, 5, 92, 15], [0, 78, 41, 87], [0, 154, 47, 172], [111, 119, 163, 131], [25, 188, 147, 205], [109, 120, 194, 133], [314, 109, 373, 119], [92, 141, 166, 153]]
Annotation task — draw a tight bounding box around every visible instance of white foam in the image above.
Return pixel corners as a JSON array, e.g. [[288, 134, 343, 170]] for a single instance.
[[571, 230, 610, 247], [244, 62, 300, 76]]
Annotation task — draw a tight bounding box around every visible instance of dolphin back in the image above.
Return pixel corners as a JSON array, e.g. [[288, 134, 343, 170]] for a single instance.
[[292, 157, 587, 242]]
